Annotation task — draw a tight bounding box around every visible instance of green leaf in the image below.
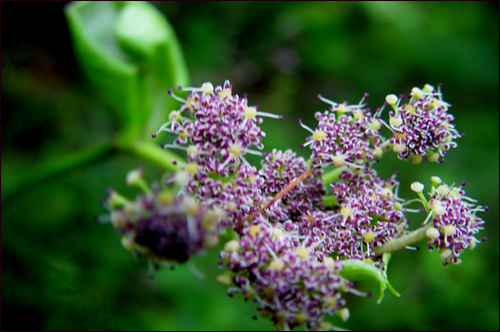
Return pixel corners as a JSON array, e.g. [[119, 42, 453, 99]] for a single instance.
[[339, 254, 400, 304], [65, 1, 189, 147]]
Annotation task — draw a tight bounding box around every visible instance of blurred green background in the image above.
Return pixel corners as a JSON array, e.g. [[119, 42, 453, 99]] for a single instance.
[[2, 1, 498, 330]]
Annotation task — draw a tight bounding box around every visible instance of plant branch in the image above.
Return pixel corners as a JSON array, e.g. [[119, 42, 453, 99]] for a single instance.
[[127, 140, 184, 172], [373, 223, 433, 256], [322, 166, 347, 184], [2, 141, 117, 202]]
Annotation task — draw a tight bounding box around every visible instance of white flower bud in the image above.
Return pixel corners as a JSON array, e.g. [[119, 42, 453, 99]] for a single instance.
[[443, 224, 456, 237], [412, 154, 422, 164], [174, 170, 190, 187], [428, 152, 439, 163], [369, 119, 381, 130], [393, 143, 406, 153], [426, 227, 440, 240], [297, 247, 309, 259], [341, 206, 353, 217], [382, 188, 393, 198], [126, 168, 143, 186], [363, 231, 376, 243], [333, 154, 345, 167], [389, 115, 403, 127], [272, 227, 284, 238], [269, 259, 285, 271], [121, 235, 135, 252], [216, 273, 232, 285], [338, 308, 350, 322], [431, 201, 446, 216], [324, 257, 335, 271], [412, 87, 423, 98], [439, 248, 453, 261], [182, 196, 199, 215], [201, 82, 214, 94], [431, 176, 442, 184], [422, 84, 435, 93], [411, 182, 424, 193], [386, 94, 398, 105], [224, 240, 240, 253]]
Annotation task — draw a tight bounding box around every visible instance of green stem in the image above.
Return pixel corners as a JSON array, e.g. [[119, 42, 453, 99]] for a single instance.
[[127, 140, 184, 172], [373, 223, 433, 256], [2, 141, 116, 202], [416, 192, 429, 213], [322, 195, 339, 207], [322, 166, 347, 184]]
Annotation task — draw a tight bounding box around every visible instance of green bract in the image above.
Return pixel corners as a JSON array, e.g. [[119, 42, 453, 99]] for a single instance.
[[340, 254, 400, 304]]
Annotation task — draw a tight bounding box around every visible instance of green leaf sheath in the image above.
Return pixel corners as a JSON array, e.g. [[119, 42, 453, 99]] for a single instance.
[[65, 2, 141, 145], [65, 1, 189, 146]]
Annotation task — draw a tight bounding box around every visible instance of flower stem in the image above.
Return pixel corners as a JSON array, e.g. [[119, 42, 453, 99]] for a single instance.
[[323, 195, 339, 207], [322, 166, 347, 185], [127, 140, 184, 172], [373, 223, 433, 256], [2, 141, 116, 202]]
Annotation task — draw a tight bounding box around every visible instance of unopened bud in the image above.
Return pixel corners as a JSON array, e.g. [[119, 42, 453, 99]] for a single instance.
[[297, 247, 309, 259], [337, 308, 350, 322], [386, 94, 398, 105], [390, 115, 403, 128], [393, 143, 406, 153], [224, 240, 240, 253], [443, 224, 456, 237], [333, 154, 345, 167], [439, 248, 453, 261], [426, 227, 440, 240], [411, 182, 424, 193]]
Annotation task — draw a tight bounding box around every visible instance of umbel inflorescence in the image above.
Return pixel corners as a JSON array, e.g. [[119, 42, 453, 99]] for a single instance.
[[101, 81, 486, 330]]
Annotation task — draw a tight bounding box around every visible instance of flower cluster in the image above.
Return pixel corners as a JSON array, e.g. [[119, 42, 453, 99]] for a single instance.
[[154, 80, 282, 171], [299, 94, 384, 169], [156, 80, 283, 228], [103, 178, 224, 267], [325, 168, 410, 261], [219, 221, 354, 330], [101, 81, 487, 331], [384, 84, 462, 163], [420, 179, 486, 266], [259, 149, 326, 222]]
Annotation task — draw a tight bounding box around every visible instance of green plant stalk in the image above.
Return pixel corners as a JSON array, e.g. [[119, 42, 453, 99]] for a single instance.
[[127, 140, 184, 172], [373, 223, 433, 256], [1, 141, 116, 202], [322, 166, 347, 184], [322, 195, 339, 207]]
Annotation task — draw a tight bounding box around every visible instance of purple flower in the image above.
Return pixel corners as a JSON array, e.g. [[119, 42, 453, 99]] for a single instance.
[[259, 149, 326, 221], [219, 221, 353, 330], [310, 168, 410, 262], [423, 181, 486, 266], [155, 80, 283, 173], [384, 84, 461, 163], [104, 184, 224, 266], [299, 94, 384, 170]]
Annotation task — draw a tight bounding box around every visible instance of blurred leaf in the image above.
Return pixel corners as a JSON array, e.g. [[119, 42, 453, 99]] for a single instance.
[[65, 1, 189, 145]]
